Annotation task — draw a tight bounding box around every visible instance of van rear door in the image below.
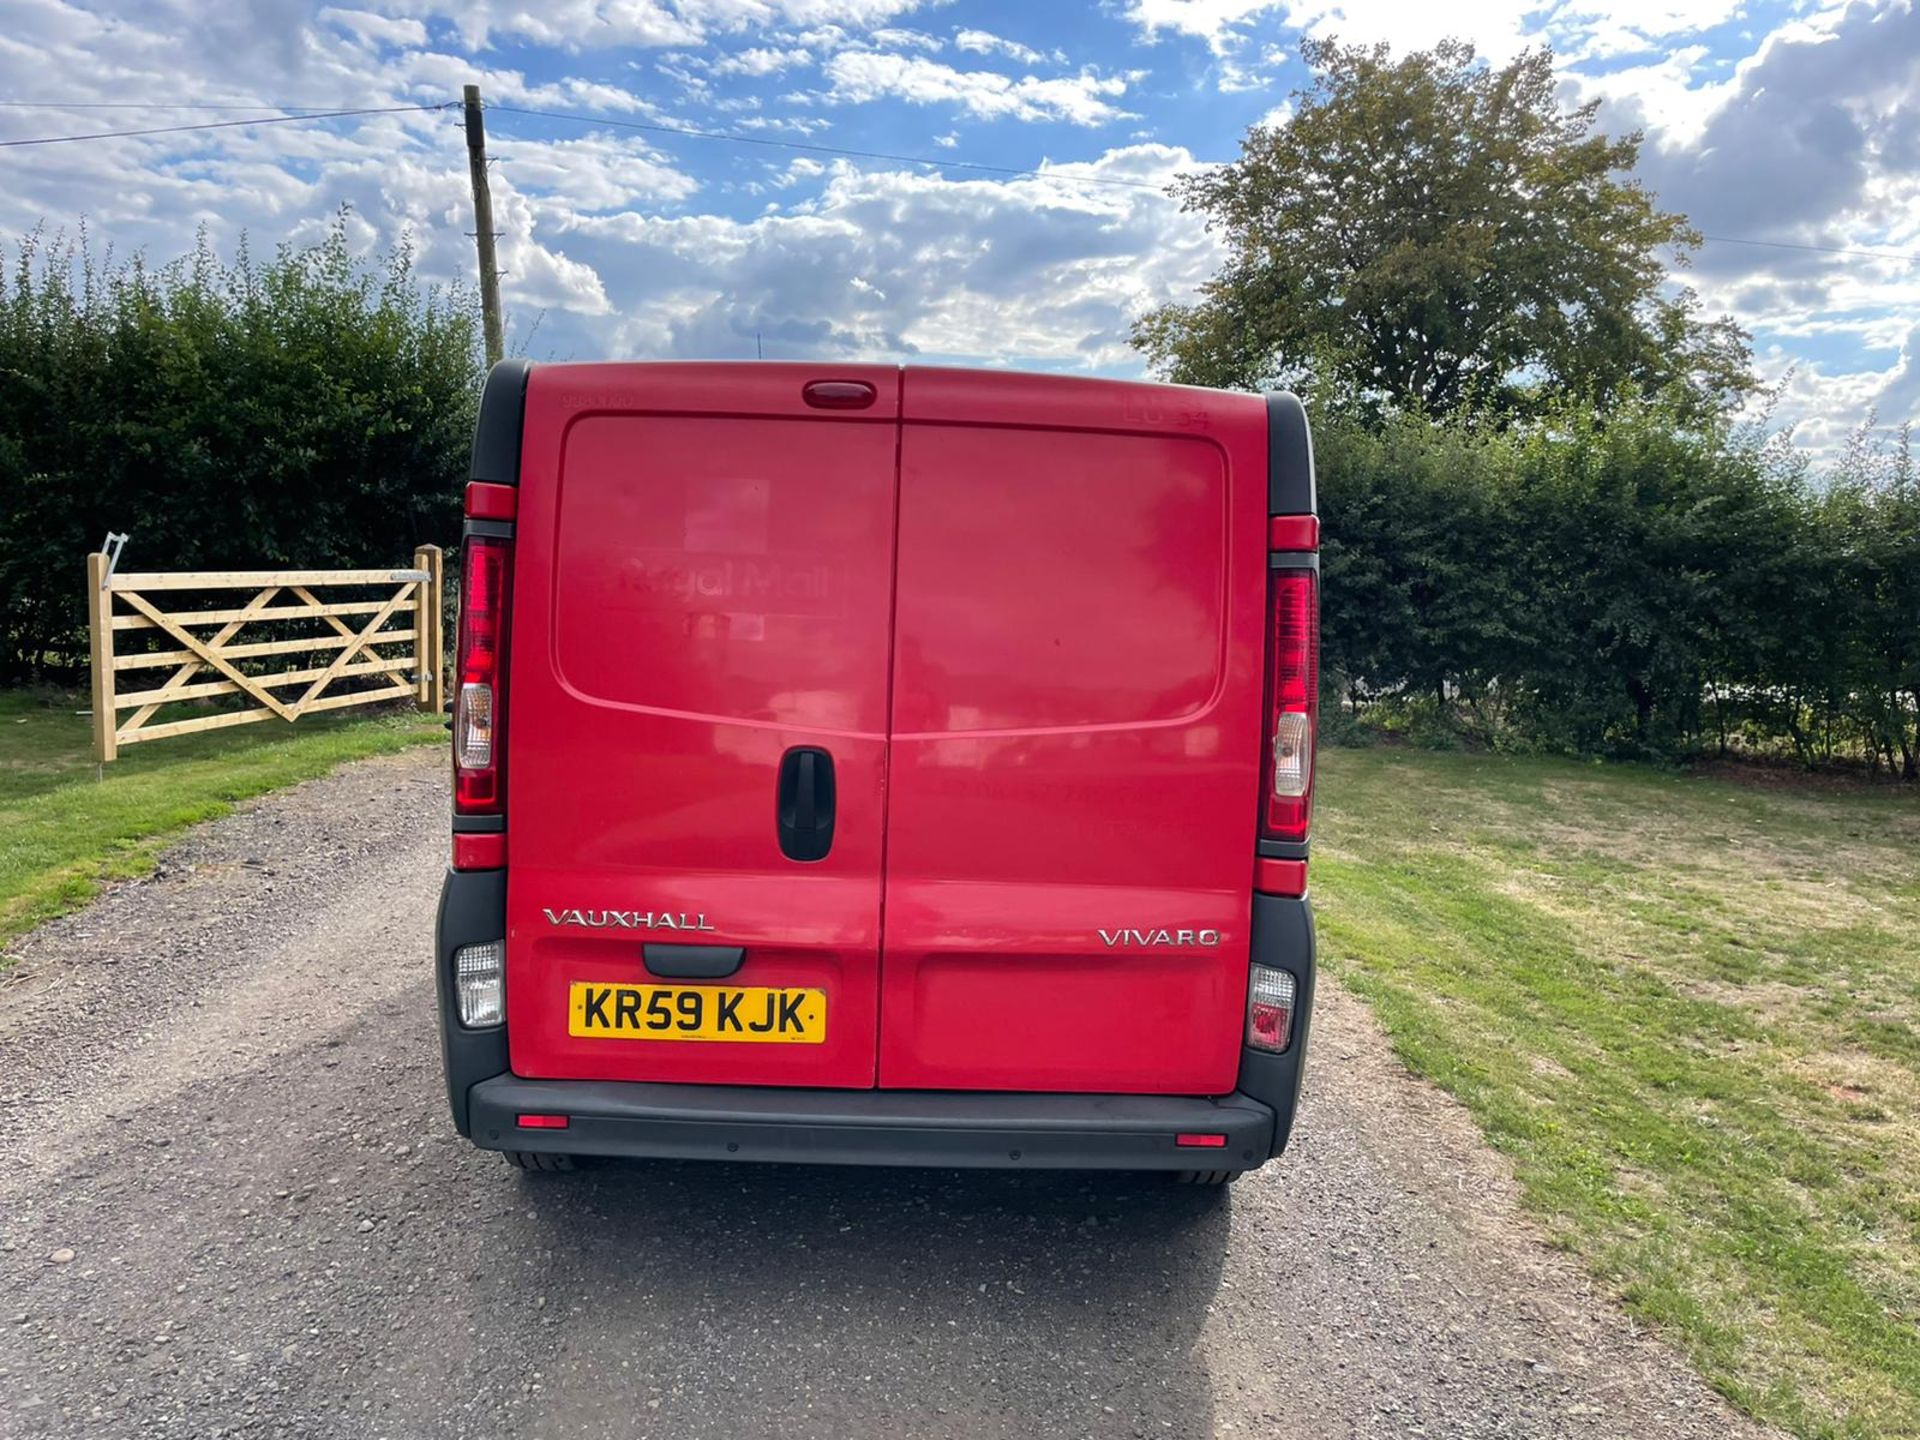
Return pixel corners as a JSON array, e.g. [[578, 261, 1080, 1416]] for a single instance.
[[504, 364, 899, 1088], [878, 369, 1270, 1094]]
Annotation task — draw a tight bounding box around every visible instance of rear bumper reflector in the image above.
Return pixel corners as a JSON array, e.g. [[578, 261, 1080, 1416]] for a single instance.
[[453, 831, 506, 871], [1255, 857, 1306, 895], [468, 1078, 1276, 1172], [1175, 1133, 1228, 1148], [516, 1113, 570, 1130]]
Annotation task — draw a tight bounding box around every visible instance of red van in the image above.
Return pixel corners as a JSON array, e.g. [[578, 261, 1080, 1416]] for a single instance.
[[435, 363, 1319, 1185]]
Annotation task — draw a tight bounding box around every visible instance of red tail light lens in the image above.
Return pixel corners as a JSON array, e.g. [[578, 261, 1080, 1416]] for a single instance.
[[454, 536, 512, 814], [1262, 568, 1319, 841]]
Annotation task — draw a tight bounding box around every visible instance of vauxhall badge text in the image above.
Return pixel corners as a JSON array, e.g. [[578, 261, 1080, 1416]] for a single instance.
[[543, 908, 717, 932]]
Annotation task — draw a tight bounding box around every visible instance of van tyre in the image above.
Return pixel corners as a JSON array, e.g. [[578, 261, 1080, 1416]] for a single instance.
[[505, 1151, 576, 1172], [1175, 1169, 1241, 1187]]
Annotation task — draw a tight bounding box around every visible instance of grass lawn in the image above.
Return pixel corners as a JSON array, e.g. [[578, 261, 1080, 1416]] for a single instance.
[[0, 689, 444, 954], [1314, 746, 1920, 1440]]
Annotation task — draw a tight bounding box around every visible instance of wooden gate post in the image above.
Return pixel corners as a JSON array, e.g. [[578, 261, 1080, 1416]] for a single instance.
[[87, 551, 118, 763], [415, 545, 445, 713]]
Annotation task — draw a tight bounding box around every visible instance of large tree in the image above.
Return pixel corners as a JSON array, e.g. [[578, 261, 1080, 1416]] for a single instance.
[[1134, 38, 1753, 419]]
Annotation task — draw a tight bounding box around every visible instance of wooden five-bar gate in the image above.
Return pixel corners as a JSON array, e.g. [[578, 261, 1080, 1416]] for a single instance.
[[87, 547, 444, 763]]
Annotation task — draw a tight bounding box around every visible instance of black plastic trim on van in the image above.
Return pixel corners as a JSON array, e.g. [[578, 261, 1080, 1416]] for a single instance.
[[1235, 893, 1317, 1160], [777, 746, 836, 862], [466, 1079, 1278, 1172], [644, 944, 746, 980], [435, 867, 510, 1137], [1265, 391, 1316, 516], [470, 359, 533, 486], [1257, 839, 1309, 860], [464, 519, 514, 541]]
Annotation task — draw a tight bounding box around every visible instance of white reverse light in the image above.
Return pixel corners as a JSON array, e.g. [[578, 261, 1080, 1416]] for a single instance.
[[1271, 713, 1312, 798], [455, 681, 494, 769], [455, 940, 504, 1028], [1246, 965, 1296, 1054]]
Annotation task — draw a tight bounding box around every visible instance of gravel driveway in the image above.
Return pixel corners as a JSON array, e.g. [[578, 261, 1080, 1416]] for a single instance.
[[0, 748, 1771, 1439]]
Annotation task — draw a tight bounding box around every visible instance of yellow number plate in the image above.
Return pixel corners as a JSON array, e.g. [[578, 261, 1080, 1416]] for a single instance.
[[568, 983, 826, 1044]]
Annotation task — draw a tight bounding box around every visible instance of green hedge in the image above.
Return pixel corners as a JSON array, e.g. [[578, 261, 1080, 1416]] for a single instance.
[[0, 217, 481, 682], [3, 222, 1912, 773], [1319, 402, 1920, 774]]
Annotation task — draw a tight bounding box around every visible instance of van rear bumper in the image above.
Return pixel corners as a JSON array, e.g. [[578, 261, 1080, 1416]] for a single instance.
[[439, 869, 1314, 1172], [466, 1077, 1276, 1172]]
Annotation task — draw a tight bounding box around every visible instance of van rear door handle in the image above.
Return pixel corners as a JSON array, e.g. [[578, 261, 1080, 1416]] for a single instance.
[[777, 746, 835, 862], [643, 943, 745, 979]]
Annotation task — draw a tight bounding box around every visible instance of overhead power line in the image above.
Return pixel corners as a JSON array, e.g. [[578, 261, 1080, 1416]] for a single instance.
[[1696, 234, 1920, 263], [0, 100, 389, 111], [0, 103, 452, 149]]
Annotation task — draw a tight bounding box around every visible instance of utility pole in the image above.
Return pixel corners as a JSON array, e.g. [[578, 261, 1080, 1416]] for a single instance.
[[462, 83, 504, 367]]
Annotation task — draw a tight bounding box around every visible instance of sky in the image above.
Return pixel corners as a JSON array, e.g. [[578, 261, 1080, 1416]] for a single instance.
[[2, 0, 1917, 456]]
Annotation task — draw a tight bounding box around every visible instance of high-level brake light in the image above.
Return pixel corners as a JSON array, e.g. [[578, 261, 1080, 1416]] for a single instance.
[[1262, 569, 1319, 842]]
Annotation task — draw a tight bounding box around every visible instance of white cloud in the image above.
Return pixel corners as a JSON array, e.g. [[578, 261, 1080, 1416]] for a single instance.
[[1872, 321, 1920, 424], [1278, 0, 1542, 61], [0, 1, 697, 334], [381, 0, 700, 50], [559, 145, 1217, 364], [776, 156, 828, 186], [1118, 0, 1745, 67], [365, 0, 932, 50], [395, 50, 664, 113], [1563, 44, 1729, 144], [492, 133, 700, 210], [1121, 0, 1286, 53], [866, 25, 944, 49], [1742, 348, 1909, 459], [1549, 0, 1746, 59], [731, 112, 832, 132], [1600, 4, 1920, 257], [822, 52, 1135, 125], [953, 27, 1046, 65], [709, 44, 815, 75], [318, 6, 429, 47], [1, 0, 1914, 458]]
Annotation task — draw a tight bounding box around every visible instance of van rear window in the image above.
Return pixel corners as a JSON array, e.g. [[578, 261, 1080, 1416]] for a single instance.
[[892, 426, 1228, 734], [552, 414, 897, 732]]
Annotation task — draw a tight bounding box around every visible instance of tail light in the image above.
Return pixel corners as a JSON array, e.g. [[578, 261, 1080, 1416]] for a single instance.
[[1246, 964, 1297, 1053], [454, 536, 512, 814], [1262, 568, 1319, 842], [453, 940, 505, 1027]]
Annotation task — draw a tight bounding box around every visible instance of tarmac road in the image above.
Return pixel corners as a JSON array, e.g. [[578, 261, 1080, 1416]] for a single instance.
[[0, 748, 1771, 1439]]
